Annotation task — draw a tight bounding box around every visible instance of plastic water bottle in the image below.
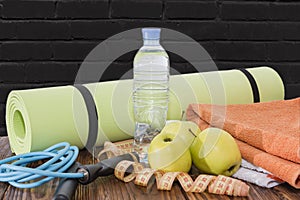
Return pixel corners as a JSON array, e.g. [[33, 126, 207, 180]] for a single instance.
[[133, 28, 170, 163]]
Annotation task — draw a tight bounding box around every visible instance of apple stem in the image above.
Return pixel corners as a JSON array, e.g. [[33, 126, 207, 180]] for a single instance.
[[181, 111, 185, 120], [188, 129, 197, 137]]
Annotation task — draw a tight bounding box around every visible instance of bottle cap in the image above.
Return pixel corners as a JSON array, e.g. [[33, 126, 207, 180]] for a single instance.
[[142, 28, 161, 40]]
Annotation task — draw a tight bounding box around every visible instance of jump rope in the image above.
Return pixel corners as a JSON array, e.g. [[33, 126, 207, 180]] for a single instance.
[[0, 142, 138, 200]]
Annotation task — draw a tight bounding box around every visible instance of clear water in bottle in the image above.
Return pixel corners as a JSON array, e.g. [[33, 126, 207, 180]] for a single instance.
[[133, 28, 170, 163]]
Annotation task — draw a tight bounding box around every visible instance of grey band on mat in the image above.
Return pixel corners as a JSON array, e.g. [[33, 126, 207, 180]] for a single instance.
[[74, 84, 98, 151], [238, 68, 260, 103]]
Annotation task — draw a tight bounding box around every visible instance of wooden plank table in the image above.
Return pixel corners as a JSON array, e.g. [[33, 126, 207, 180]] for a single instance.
[[0, 137, 299, 200]]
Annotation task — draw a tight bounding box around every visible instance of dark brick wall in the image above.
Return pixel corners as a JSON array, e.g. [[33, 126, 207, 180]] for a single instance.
[[0, 0, 300, 136]]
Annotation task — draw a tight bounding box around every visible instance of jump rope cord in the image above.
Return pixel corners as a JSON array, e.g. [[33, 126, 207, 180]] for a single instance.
[[0, 142, 84, 189]]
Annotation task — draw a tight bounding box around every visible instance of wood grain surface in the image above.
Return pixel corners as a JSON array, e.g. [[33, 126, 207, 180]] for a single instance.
[[0, 137, 299, 200]]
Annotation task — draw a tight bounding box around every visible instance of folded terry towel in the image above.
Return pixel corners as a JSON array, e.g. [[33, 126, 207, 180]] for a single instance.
[[186, 98, 300, 188], [187, 98, 300, 163], [236, 140, 300, 188]]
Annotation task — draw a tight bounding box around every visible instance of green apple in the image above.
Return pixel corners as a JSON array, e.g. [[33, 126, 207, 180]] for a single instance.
[[190, 127, 241, 176], [148, 121, 201, 172]]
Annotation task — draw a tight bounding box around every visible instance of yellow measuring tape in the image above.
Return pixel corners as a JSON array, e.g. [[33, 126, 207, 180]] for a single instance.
[[98, 140, 249, 197]]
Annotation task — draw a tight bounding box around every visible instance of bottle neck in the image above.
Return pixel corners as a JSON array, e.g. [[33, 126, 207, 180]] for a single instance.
[[143, 39, 160, 46]]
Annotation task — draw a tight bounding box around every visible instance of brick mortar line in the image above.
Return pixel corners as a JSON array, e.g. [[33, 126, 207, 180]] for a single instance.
[[2, 60, 300, 64], [108, 0, 112, 19], [0, 61, 129, 63], [216, 59, 300, 62], [54, 1, 58, 19], [3, 19, 300, 24], [161, 0, 166, 21], [3, 19, 300, 22], [2, 40, 300, 43]]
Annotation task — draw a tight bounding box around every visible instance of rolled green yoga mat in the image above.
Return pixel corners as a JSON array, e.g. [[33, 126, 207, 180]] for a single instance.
[[6, 67, 284, 154]]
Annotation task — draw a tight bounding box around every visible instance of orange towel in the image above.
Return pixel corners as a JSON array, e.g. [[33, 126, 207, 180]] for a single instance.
[[186, 98, 300, 188], [236, 140, 300, 189]]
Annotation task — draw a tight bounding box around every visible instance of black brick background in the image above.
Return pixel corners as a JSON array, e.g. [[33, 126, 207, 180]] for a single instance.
[[0, 0, 300, 136]]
